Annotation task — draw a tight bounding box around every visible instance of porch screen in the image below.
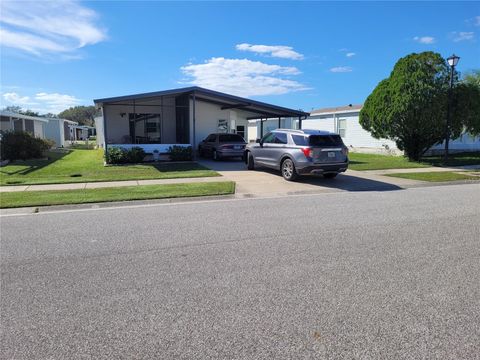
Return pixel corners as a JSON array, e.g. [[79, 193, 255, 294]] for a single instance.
[[129, 113, 162, 144]]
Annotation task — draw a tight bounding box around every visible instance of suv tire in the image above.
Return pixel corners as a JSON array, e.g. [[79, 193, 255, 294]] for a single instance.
[[247, 152, 255, 170], [281, 158, 298, 181]]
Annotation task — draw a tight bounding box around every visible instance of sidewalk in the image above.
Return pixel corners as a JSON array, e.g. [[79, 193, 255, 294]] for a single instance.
[[0, 176, 230, 193]]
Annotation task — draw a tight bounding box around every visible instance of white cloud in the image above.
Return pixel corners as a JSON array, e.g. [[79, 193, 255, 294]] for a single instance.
[[346, 52, 356, 57], [2, 92, 35, 106], [330, 66, 353, 73], [180, 57, 308, 97], [236, 43, 304, 60], [2, 91, 81, 114], [34, 93, 81, 113], [450, 31, 475, 42], [0, 0, 107, 58], [413, 36, 436, 44]]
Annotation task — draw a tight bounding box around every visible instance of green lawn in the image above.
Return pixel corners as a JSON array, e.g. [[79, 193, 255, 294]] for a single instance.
[[349, 152, 480, 171], [0, 149, 219, 186], [386, 171, 480, 182], [0, 181, 235, 208]]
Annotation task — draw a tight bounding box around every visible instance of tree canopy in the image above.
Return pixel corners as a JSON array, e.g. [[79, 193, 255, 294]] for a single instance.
[[58, 106, 98, 126], [360, 52, 480, 160]]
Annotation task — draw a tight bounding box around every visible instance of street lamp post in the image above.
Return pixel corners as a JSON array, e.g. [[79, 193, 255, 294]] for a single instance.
[[444, 54, 460, 163]]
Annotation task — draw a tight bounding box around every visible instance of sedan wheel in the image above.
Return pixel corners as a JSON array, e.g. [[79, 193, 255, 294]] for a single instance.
[[281, 159, 298, 181]]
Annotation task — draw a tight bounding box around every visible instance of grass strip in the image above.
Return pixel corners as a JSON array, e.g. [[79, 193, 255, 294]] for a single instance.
[[0, 149, 219, 186], [385, 172, 480, 182], [0, 181, 235, 208], [349, 152, 480, 171]]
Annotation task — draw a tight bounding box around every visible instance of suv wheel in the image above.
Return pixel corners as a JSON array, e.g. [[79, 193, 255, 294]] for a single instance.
[[281, 158, 298, 181], [247, 152, 255, 170]]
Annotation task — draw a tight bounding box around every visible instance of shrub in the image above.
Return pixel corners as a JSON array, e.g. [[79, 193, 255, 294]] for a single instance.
[[168, 145, 192, 161], [105, 147, 127, 164], [105, 146, 146, 164], [0, 131, 54, 161], [125, 146, 146, 163]]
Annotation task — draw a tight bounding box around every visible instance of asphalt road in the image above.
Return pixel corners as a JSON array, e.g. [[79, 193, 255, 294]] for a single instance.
[[1, 184, 480, 359]]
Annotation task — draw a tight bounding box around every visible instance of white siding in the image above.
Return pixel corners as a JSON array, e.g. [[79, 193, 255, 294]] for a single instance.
[[189, 100, 249, 147], [33, 120, 44, 138], [44, 119, 64, 147]]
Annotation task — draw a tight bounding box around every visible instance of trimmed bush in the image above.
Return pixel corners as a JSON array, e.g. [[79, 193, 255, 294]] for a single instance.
[[168, 145, 192, 161], [125, 147, 146, 163], [105, 146, 146, 164], [105, 147, 126, 164], [0, 131, 54, 161]]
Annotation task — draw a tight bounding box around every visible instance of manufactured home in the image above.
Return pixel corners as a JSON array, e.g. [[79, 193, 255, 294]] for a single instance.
[[93, 86, 309, 155], [0, 110, 48, 139]]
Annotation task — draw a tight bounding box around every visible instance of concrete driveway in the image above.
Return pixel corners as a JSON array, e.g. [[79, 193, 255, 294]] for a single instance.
[[198, 159, 422, 198]]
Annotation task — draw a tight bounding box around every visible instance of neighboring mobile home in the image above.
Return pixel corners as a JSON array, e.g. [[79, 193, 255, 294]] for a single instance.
[[44, 118, 79, 148], [93, 86, 309, 155], [253, 104, 480, 155], [0, 110, 48, 139]]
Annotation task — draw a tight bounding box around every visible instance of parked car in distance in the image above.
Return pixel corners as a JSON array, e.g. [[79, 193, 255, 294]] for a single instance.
[[199, 133, 247, 160], [244, 129, 349, 181]]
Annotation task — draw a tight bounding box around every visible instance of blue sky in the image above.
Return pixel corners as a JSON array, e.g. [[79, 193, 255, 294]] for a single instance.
[[1, 1, 479, 114]]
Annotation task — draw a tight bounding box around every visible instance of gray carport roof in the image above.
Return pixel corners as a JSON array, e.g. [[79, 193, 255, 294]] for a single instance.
[[93, 86, 310, 120]]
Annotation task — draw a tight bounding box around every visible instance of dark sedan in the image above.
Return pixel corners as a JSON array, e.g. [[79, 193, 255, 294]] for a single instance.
[[198, 133, 247, 160]]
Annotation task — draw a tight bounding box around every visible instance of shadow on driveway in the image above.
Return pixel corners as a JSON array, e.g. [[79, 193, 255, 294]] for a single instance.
[[198, 158, 403, 193]]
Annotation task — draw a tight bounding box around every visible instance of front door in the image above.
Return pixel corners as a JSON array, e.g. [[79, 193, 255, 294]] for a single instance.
[[236, 125, 245, 140]]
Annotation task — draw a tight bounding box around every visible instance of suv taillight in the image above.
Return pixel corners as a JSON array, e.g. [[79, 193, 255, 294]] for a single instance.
[[301, 147, 313, 158], [342, 147, 349, 155]]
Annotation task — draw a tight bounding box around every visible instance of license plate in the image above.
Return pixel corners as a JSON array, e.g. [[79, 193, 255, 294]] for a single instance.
[[327, 152, 336, 158], [234, 145, 242, 150]]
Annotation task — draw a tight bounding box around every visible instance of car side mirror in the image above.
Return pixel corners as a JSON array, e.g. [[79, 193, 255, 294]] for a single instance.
[[255, 138, 261, 143]]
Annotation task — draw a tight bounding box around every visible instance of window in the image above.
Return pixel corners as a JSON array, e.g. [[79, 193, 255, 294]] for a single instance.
[[292, 135, 308, 146], [274, 132, 288, 144], [205, 134, 216, 142], [219, 134, 245, 142], [309, 135, 344, 146], [337, 119, 347, 137], [129, 113, 162, 144], [261, 132, 275, 143]]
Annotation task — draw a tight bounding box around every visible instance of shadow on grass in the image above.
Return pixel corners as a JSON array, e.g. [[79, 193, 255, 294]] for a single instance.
[[0, 151, 69, 179]]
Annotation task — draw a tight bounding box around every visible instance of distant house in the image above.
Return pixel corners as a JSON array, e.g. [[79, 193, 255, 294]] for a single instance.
[[0, 110, 48, 139], [252, 104, 480, 155], [44, 118, 79, 147], [93, 86, 308, 155], [71, 124, 96, 141]]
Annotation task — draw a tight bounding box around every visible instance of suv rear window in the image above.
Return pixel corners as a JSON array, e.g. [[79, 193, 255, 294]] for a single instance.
[[308, 135, 343, 147], [218, 134, 245, 142]]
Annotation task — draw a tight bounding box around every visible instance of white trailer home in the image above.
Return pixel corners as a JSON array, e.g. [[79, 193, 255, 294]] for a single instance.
[[0, 110, 48, 139], [93, 86, 309, 156]]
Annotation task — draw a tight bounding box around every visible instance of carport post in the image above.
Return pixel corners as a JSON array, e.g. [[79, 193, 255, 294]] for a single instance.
[[260, 118, 264, 138], [278, 117, 281, 129], [298, 116, 302, 130], [192, 92, 196, 160]]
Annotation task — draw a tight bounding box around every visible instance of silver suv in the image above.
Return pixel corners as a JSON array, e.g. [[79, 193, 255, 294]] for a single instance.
[[244, 129, 349, 181]]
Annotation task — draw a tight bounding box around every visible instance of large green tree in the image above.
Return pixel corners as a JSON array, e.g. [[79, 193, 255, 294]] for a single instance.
[[360, 52, 480, 160], [58, 106, 98, 126]]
